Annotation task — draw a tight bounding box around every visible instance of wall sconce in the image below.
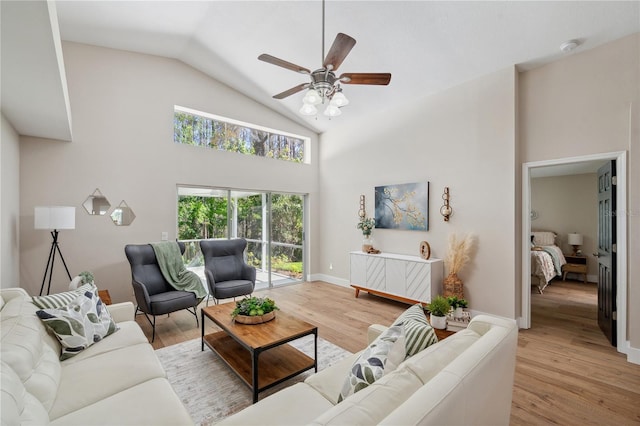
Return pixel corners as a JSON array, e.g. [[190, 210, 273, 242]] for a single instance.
[[358, 194, 366, 219], [440, 187, 452, 222]]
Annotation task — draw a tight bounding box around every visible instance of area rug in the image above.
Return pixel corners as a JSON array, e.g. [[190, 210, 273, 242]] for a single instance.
[[156, 335, 352, 426]]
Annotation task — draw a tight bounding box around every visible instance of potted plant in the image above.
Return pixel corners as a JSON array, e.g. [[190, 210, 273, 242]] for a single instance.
[[79, 271, 94, 285], [426, 295, 450, 329], [444, 233, 475, 299], [447, 296, 468, 318], [356, 217, 376, 252], [231, 296, 279, 324]]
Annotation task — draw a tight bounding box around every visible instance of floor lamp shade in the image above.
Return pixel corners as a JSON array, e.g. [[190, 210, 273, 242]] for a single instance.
[[34, 207, 76, 230]]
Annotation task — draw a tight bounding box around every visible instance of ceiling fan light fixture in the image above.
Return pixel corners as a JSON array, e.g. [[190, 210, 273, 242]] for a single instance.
[[330, 90, 349, 107], [300, 103, 318, 116], [303, 89, 322, 105], [324, 104, 342, 117]]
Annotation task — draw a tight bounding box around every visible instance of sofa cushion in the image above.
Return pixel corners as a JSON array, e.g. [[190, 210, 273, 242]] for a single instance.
[[392, 304, 438, 357], [0, 293, 4, 310], [50, 343, 167, 420], [217, 382, 334, 426], [337, 325, 405, 402], [36, 289, 119, 360], [32, 283, 95, 309], [401, 328, 481, 383], [304, 352, 360, 405], [1, 361, 50, 426], [1, 299, 62, 411], [60, 321, 148, 365], [312, 366, 423, 425], [50, 378, 192, 426]]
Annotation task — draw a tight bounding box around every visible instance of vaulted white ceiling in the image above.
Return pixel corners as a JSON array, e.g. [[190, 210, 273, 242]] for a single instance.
[[54, 1, 639, 134], [3, 1, 639, 138]]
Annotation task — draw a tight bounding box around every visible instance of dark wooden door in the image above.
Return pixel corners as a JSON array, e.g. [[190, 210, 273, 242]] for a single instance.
[[596, 160, 616, 346]]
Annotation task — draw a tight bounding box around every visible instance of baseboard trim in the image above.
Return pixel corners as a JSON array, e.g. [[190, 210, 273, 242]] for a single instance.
[[309, 274, 350, 287], [625, 341, 640, 365]]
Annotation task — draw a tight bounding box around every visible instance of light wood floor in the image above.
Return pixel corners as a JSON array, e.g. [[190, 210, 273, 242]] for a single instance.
[[136, 280, 640, 424]]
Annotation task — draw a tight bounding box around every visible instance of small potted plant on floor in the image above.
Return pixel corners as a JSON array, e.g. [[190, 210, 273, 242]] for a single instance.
[[231, 296, 279, 324], [447, 296, 468, 318], [427, 295, 450, 329]]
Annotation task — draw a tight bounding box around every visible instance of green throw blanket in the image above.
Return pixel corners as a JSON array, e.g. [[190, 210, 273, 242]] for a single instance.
[[150, 242, 207, 299]]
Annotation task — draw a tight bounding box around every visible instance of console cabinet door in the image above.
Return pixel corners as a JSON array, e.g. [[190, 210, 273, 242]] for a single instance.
[[406, 261, 431, 302], [366, 256, 385, 291], [385, 259, 406, 296], [350, 254, 367, 286]]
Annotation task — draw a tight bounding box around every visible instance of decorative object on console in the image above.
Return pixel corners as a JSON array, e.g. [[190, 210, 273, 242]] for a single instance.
[[568, 232, 583, 256], [111, 200, 136, 226], [231, 296, 279, 324], [356, 196, 377, 252], [419, 241, 431, 260], [443, 233, 475, 299], [440, 187, 452, 222], [69, 270, 94, 290], [375, 181, 428, 231], [426, 295, 450, 329], [34, 206, 76, 296], [82, 188, 111, 215]]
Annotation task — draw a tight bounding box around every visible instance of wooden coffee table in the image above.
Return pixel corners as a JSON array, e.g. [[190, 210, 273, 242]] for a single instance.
[[201, 303, 318, 403]]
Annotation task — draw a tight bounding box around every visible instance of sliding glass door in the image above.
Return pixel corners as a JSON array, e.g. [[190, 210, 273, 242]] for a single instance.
[[177, 186, 305, 289]]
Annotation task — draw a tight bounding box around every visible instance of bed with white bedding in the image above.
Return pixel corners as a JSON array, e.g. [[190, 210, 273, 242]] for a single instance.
[[530, 231, 567, 293]]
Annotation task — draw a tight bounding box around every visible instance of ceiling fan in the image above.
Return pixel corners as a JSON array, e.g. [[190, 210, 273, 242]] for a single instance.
[[258, 1, 391, 117]]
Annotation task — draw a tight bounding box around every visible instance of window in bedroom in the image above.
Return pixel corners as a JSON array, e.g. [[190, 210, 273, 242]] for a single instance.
[[173, 106, 308, 163]]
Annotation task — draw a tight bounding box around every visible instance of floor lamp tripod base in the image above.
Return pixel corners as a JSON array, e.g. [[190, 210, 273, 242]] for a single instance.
[[39, 230, 72, 296]]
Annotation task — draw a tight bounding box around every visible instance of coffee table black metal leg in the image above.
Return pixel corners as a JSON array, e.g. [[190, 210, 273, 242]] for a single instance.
[[314, 330, 318, 373], [201, 310, 205, 351], [252, 349, 259, 403]]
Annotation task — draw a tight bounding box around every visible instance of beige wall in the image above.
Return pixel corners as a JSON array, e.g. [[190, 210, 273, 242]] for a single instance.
[[520, 33, 639, 347], [319, 67, 517, 318], [19, 42, 319, 303], [1, 113, 21, 288], [531, 174, 598, 278]]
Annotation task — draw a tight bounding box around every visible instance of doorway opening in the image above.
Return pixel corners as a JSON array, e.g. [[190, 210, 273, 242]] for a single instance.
[[521, 151, 628, 354], [176, 186, 306, 291]]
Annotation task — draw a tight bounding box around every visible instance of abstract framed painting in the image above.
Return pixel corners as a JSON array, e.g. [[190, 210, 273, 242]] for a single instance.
[[374, 182, 429, 231]]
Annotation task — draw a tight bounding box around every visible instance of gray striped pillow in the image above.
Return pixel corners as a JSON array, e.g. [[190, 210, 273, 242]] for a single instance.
[[32, 283, 95, 309], [392, 304, 438, 357]]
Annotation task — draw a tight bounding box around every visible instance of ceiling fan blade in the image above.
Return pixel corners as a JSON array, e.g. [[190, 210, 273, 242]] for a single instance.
[[339, 73, 392, 85], [323, 33, 356, 71], [258, 54, 310, 74], [273, 83, 310, 99]]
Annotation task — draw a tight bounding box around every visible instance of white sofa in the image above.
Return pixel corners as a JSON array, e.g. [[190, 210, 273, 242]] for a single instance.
[[0, 287, 192, 425], [219, 314, 518, 425]]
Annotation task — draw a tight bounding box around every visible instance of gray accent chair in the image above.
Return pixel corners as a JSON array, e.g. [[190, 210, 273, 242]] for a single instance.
[[199, 238, 256, 305], [124, 242, 201, 342]]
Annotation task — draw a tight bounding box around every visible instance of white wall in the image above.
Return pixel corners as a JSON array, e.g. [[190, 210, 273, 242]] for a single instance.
[[520, 33, 639, 347], [318, 67, 517, 318], [531, 174, 598, 279], [19, 42, 319, 303], [1, 113, 21, 288]]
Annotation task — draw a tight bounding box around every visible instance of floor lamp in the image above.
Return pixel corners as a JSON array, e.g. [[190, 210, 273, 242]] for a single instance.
[[35, 206, 75, 296]]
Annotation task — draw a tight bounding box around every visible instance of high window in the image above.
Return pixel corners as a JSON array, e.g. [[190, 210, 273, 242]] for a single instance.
[[174, 106, 308, 163]]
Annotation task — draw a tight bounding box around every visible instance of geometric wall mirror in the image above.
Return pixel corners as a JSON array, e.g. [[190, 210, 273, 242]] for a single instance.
[[110, 200, 136, 226], [82, 188, 111, 216]]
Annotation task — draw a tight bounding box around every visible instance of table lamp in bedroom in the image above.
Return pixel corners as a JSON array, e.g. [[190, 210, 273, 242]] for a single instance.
[[568, 233, 583, 256]]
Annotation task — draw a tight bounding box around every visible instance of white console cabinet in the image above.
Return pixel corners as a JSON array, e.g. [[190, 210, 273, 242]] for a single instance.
[[349, 251, 443, 304]]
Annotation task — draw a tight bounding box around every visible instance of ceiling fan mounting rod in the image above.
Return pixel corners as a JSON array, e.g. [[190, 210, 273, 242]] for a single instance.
[[321, 0, 325, 64]]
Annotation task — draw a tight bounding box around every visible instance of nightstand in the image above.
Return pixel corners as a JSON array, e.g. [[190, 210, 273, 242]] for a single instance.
[[563, 255, 588, 284]]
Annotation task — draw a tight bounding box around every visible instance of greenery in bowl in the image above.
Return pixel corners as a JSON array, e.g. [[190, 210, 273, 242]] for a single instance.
[[79, 271, 94, 284], [426, 295, 450, 317], [446, 296, 468, 309], [231, 296, 279, 318]]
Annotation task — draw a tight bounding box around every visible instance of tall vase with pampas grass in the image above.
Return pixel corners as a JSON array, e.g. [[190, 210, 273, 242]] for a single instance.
[[444, 233, 475, 299]]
